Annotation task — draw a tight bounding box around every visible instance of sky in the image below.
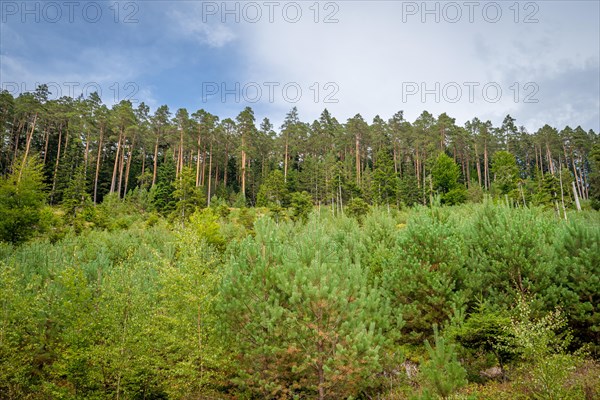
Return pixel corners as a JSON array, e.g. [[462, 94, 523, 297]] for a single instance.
[[1, 0, 599, 132]]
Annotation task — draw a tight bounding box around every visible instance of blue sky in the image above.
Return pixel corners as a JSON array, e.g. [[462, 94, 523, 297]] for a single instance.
[[1, 1, 599, 131]]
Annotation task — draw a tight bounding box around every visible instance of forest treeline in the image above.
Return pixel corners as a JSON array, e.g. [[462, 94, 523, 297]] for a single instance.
[[1, 86, 599, 229]]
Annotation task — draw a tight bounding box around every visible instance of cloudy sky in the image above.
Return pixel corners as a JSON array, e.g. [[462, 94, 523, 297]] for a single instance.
[[1, 1, 598, 131]]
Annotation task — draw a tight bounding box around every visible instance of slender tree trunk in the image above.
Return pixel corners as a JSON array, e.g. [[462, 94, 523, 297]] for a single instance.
[[571, 150, 584, 199], [284, 136, 289, 182], [140, 148, 146, 187], [196, 133, 202, 186], [117, 143, 125, 197], [241, 135, 246, 198], [475, 145, 482, 187], [152, 136, 159, 186], [201, 143, 207, 186], [18, 113, 37, 183], [484, 142, 489, 190], [355, 134, 360, 184], [466, 153, 471, 186], [110, 131, 123, 193], [42, 129, 49, 164], [415, 149, 421, 188], [93, 126, 104, 203], [84, 131, 90, 177], [559, 163, 567, 220], [63, 130, 69, 160], [539, 146, 545, 177], [12, 118, 25, 165], [572, 181, 581, 211], [207, 140, 213, 206], [50, 124, 64, 203], [224, 143, 229, 188], [124, 135, 135, 196], [546, 143, 555, 175], [179, 129, 184, 178]]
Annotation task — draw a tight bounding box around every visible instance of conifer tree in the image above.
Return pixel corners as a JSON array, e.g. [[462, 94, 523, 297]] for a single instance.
[[172, 166, 205, 226], [219, 217, 397, 399], [0, 155, 46, 244], [372, 149, 399, 206], [419, 326, 467, 399]]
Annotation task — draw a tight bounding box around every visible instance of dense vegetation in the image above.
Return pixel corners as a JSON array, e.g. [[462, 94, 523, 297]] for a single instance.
[[1, 86, 600, 399], [1, 86, 599, 232]]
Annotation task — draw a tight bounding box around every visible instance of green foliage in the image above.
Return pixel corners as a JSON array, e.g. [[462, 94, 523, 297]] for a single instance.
[[589, 143, 600, 210], [186, 208, 226, 251], [345, 197, 370, 221], [431, 153, 467, 205], [373, 150, 400, 206], [61, 163, 93, 223], [1, 197, 599, 399], [447, 302, 515, 384], [0, 155, 46, 244], [491, 151, 519, 195], [504, 299, 582, 400], [383, 207, 467, 345], [151, 160, 176, 214], [466, 183, 484, 203], [399, 173, 422, 207], [444, 187, 468, 206], [419, 326, 467, 399], [171, 166, 206, 226], [463, 203, 558, 309], [553, 221, 600, 354], [0, 224, 227, 399], [431, 153, 460, 193], [288, 191, 313, 221], [256, 169, 288, 207], [218, 216, 399, 399]]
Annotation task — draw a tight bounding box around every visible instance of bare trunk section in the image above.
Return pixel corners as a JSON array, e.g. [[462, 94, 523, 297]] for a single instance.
[[93, 126, 104, 203]]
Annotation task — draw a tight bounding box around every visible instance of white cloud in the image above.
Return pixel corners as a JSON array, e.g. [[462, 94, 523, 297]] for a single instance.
[[231, 1, 599, 130], [167, 5, 236, 48]]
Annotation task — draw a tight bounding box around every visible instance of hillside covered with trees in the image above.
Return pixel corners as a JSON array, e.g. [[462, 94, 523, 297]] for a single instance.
[[1, 86, 600, 399]]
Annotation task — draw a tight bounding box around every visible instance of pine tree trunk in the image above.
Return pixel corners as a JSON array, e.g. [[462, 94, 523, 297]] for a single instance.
[[110, 132, 123, 194], [117, 143, 125, 197], [196, 133, 202, 186], [284, 137, 289, 182], [152, 136, 159, 186], [83, 131, 90, 177], [42, 129, 49, 164], [355, 134, 360, 184], [572, 181, 581, 211], [207, 140, 213, 206], [547, 143, 555, 175], [224, 143, 229, 189], [124, 135, 135, 196], [140, 148, 146, 187], [201, 143, 206, 186], [93, 127, 104, 203], [18, 113, 37, 183], [475, 145, 482, 187], [484, 142, 489, 190], [50, 124, 64, 203]]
